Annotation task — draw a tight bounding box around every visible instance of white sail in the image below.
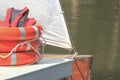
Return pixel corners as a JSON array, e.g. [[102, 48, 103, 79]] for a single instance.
[[0, 0, 72, 49]]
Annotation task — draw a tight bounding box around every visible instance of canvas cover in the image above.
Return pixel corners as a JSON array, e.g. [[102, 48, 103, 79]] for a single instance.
[[0, 0, 72, 49]]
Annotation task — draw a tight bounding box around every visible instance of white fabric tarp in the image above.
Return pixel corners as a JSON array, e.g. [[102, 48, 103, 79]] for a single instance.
[[0, 0, 72, 49]]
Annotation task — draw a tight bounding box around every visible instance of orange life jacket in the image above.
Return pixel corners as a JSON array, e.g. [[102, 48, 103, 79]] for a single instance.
[[0, 7, 43, 66], [0, 39, 40, 52], [0, 25, 43, 66], [0, 51, 40, 66], [0, 25, 42, 40]]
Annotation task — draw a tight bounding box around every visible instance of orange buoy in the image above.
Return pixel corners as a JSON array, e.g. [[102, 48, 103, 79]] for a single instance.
[[0, 24, 43, 66], [0, 39, 40, 52], [0, 51, 40, 66], [0, 25, 42, 40]]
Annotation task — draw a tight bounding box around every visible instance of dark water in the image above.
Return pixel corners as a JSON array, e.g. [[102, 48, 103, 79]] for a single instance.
[[60, 0, 120, 80]]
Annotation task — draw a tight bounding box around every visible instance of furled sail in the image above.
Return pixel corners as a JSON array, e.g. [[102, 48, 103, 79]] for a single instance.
[[0, 0, 72, 49]]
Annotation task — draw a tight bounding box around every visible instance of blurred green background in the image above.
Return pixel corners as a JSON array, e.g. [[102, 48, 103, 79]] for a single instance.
[[46, 0, 120, 80]]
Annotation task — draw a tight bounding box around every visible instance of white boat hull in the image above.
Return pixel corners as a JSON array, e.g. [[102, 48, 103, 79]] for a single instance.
[[0, 58, 73, 80]]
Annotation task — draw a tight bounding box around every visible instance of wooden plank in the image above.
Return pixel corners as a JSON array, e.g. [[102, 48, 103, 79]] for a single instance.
[[68, 55, 93, 80], [0, 58, 73, 80]]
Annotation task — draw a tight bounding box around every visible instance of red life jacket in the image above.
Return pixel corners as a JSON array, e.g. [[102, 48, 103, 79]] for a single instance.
[[0, 7, 36, 27]]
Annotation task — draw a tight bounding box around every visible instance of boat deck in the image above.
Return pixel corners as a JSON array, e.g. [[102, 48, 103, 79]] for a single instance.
[[0, 55, 73, 80]]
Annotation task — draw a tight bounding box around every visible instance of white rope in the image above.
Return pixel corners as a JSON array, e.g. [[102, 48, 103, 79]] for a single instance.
[[64, 48, 79, 59], [0, 38, 41, 63]]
